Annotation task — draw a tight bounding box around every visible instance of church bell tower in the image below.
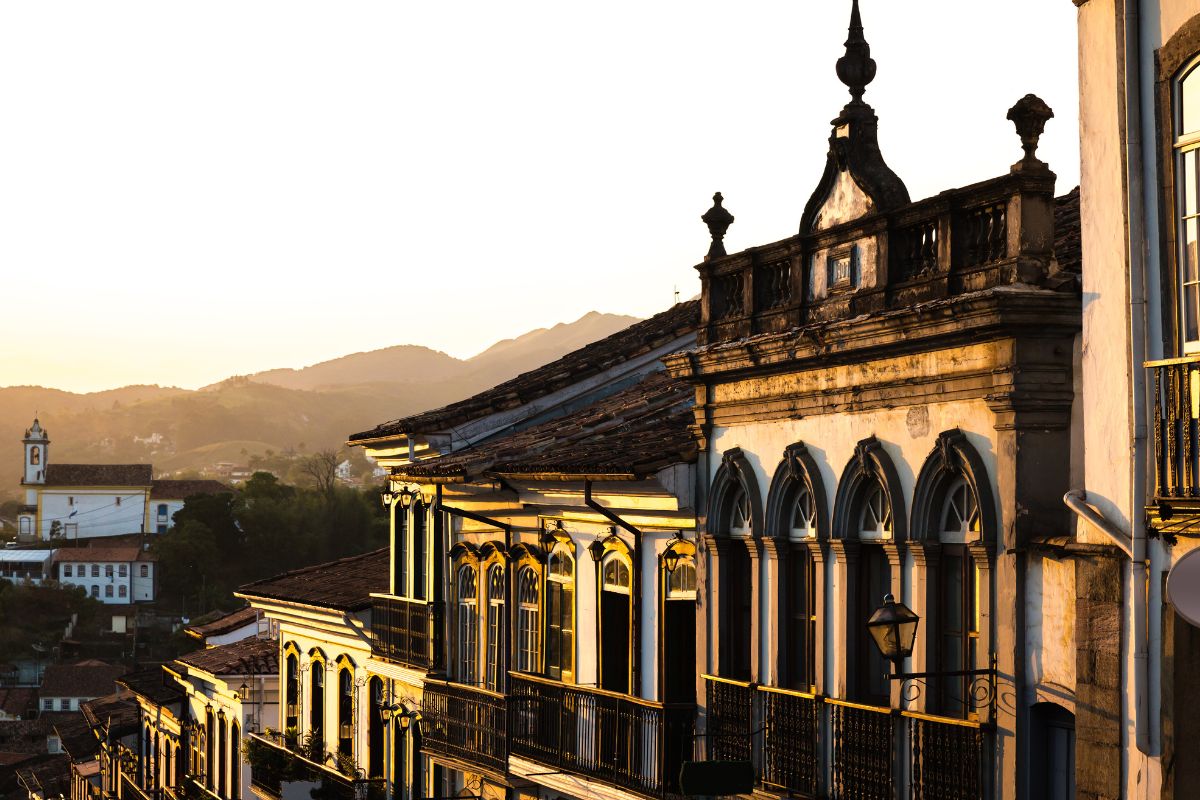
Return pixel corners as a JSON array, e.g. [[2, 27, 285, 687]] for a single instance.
[[23, 418, 48, 485]]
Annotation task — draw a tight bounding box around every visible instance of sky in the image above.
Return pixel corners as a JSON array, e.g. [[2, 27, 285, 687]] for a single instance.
[[0, 1, 1080, 394]]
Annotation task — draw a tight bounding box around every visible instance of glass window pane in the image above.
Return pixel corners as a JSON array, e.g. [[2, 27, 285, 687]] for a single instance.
[[1186, 152, 1198, 216], [1187, 284, 1200, 344], [1184, 67, 1200, 136]]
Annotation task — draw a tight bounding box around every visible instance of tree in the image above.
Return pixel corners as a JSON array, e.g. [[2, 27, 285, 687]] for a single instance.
[[300, 449, 340, 495]]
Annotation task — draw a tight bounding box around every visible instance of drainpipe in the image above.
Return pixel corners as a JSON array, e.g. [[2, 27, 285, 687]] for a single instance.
[[585, 480, 643, 698]]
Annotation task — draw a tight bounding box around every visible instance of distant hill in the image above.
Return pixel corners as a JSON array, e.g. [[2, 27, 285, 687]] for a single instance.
[[0, 311, 641, 498]]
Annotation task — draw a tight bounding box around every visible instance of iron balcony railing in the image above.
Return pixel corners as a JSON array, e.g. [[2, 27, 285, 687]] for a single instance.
[[246, 730, 384, 800], [420, 679, 507, 776], [508, 672, 694, 800], [702, 676, 989, 800], [1147, 355, 1200, 504], [369, 594, 434, 671], [119, 772, 155, 800]]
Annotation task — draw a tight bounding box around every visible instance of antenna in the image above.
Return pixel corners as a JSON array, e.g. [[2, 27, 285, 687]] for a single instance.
[[674, 286, 680, 305]]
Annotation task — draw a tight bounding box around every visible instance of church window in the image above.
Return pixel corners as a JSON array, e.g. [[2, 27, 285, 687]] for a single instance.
[[30, 446, 39, 465]]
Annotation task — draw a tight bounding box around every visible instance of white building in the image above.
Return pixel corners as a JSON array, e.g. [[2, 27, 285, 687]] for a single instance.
[[16, 418, 230, 543], [39, 660, 128, 714], [53, 546, 157, 605], [0, 549, 53, 585]]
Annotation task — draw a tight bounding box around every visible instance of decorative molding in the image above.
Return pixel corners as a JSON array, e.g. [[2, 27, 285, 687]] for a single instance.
[[765, 441, 832, 541], [832, 436, 908, 543], [910, 429, 999, 549]]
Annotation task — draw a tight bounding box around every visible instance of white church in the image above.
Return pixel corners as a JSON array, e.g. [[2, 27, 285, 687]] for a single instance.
[[17, 418, 231, 543]]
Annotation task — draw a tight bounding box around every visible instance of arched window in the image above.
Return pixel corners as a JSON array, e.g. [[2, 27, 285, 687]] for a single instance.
[[143, 725, 152, 788], [710, 448, 763, 683], [1176, 58, 1200, 350], [310, 657, 325, 745], [599, 551, 632, 693], [412, 502, 428, 601], [205, 708, 215, 790], [174, 744, 182, 787], [218, 714, 227, 799], [230, 722, 240, 800], [368, 677, 384, 779], [338, 666, 354, 757], [485, 564, 505, 692], [858, 482, 892, 539], [546, 547, 575, 682], [30, 446, 39, 465], [163, 737, 171, 789], [516, 567, 540, 673], [456, 565, 479, 684], [724, 485, 753, 537], [284, 649, 299, 730]]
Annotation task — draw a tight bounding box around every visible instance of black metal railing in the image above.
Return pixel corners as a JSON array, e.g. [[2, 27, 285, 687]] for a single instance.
[[759, 686, 820, 798], [702, 675, 754, 763], [1148, 356, 1200, 502], [120, 772, 154, 800], [369, 595, 432, 670], [508, 673, 693, 799], [905, 712, 986, 800], [421, 680, 507, 776], [828, 699, 894, 800], [246, 731, 384, 800]]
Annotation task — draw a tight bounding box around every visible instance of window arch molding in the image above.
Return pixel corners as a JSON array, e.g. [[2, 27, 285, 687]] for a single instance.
[[765, 441, 830, 541], [708, 447, 764, 538], [910, 429, 997, 549], [832, 436, 907, 543]]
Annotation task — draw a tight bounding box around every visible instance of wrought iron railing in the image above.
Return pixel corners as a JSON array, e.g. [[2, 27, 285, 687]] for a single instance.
[[420, 680, 507, 776], [508, 672, 694, 799], [759, 686, 820, 798], [828, 699, 894, 800], [120, 772, 155, 800], [369, 594, 432, 670], [701, 674, 753, 763], [904, 711, 986, 800], [246, 731, 383, 800], [1148, 356, 1200, 502]]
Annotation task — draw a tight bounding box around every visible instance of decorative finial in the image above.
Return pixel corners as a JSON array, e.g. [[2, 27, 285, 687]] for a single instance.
[[1006, 94, 1054, 172], [836, 0, 876, 105], [701, 192, 734, 261]]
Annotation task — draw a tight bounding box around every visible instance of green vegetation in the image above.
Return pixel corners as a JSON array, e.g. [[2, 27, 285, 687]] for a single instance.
[[152, 472, 387, 617], [0, 580, 105, 659]]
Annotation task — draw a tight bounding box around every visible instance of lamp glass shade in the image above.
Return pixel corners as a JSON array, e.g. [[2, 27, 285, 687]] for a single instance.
[[866, 594, 920, 662], [663, 548, 681, 574]]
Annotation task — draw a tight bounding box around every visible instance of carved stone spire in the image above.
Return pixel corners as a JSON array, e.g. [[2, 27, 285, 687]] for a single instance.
[[701, 192, 734, 261], [836, 0, 876, 105]]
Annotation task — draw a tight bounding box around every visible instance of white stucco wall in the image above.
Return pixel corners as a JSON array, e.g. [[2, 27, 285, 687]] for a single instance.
[[38, 489, 148, 541]]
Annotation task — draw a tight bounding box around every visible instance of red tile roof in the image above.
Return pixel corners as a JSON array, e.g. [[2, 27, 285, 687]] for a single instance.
[[149, 479, 232, 499], [40, 662, 129, 699], [176, 637, 278, 677], [1053, 187, 1081, 276], [350, 300, 699, 443], [184, 606, 259, 640], [0, 688, 37, 719], [238, 549, 389, 612], [43, 464, 151, 487], [393, 371, 696, 481], [54, 547, 154, 563]]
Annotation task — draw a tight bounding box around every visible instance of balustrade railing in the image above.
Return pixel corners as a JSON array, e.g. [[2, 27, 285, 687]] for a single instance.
[[828, 699, 895, 800], [893, 217, 939, 282], [369, 595, 432, 670], [702, 675, 753, 764], [508, 672, 693, 799], [246, 731, 383, 800], [421, 680, 507, 776], [755, 257, 793, 311], [712, 272, 745, 321], [759, 686, 820, 798], [959, 202, 1008, 268], [905, 712, 985, 800], [1147, 356, 1200, 502]]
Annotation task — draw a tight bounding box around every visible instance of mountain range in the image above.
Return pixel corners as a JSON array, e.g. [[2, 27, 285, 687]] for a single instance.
[[0, 311, 639, 498]]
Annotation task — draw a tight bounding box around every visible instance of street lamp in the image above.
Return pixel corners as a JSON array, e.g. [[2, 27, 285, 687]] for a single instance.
[[662, 533, 687, 574], [866, 593, 919, 667]]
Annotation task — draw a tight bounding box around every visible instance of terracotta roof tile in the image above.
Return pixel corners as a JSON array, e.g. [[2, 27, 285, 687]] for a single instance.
[[40, 662, 129, 699], [43, 464, 151, 487], [116, 669, 184, 706], [79, 693, 139, 738], [184, 607, 259, 640], [150, 480, 233, 499], [394, 371, 697, 481], [0, 688, 37, 719], [350, 300, 700, 442], [53, 547, 154, 563], [237, 549, 389, 611], [1053, 187, 1081, 276], [176, 637, 278, 677]]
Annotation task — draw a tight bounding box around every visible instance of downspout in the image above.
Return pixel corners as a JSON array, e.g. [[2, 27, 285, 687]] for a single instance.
[[584, 479, 643, 698], [1123, 0, 1155, 760]]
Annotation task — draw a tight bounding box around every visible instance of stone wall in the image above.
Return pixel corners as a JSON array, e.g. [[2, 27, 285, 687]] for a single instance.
[[1075, 553, 1123, 800]]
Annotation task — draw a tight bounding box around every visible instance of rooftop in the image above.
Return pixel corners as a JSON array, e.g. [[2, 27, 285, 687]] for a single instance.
[[349, 300, 700, 443], [41, 662, 129, 699], [150, 479, 233, 499], [176, 636, 278, 677], [238, 548, 389, 612], [79, 692, 138, 738], [116, 668, 184, 706], [393, 371, 696, 482], [53, 547, 154, 564], [0, 688, 37, 719], [43, 464, 152, 487], [184, 606, 259, 641]]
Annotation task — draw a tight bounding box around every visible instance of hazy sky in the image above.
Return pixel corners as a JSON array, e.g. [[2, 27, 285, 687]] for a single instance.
[[0, 1, 1080, 394]]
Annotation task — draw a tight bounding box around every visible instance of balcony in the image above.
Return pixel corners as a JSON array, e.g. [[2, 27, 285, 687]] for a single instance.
[[245, 730, 384, 800], [119, 772, 155, 800], [508, 673, 694, 800], [369, 594, 434, 671], [703, 676, 988, 800], [697, 170, 1058, 347], [420, 679, 507, 776], [1148, 356, 1200, 511]]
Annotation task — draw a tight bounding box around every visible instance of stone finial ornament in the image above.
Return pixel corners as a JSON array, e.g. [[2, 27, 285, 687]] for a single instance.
[[702, 192, 735, 261], [836, 0, 876, 104], [1006, 94, 1055, 172]]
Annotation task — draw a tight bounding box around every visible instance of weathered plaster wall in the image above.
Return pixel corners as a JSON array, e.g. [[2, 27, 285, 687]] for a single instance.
[[1026, 555, 1077, 699], [812, 169, 873, 231]]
